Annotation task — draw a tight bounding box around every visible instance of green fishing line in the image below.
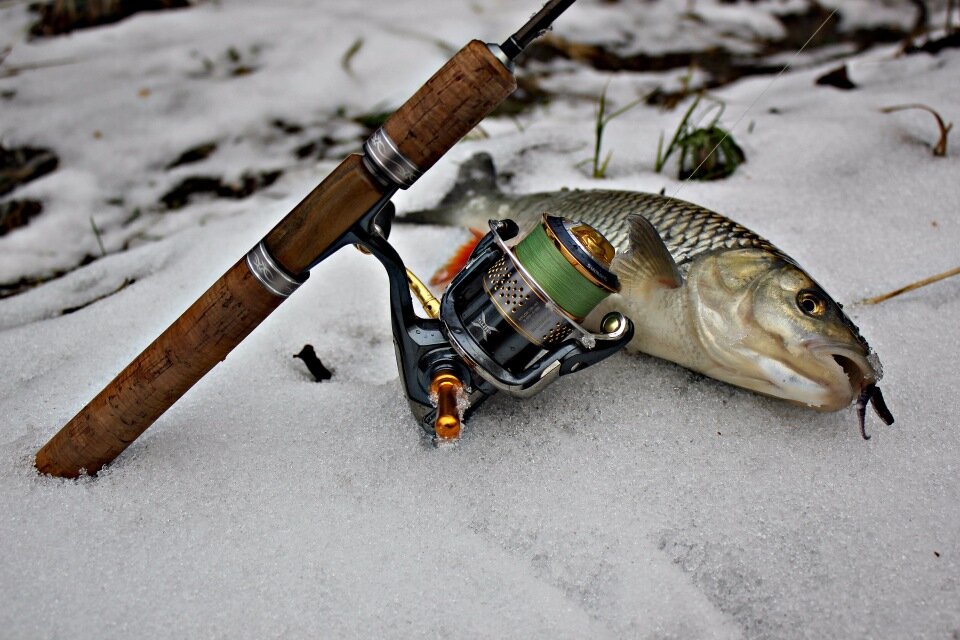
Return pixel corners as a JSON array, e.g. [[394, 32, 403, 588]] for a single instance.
[[515, 223, 610, 319]]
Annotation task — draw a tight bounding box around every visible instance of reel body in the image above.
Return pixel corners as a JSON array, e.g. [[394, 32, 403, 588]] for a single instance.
[[442, 217, 631, 399], [349, 202, 633, 440]]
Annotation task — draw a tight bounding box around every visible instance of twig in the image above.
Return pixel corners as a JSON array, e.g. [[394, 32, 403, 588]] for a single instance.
[[61, 278, 133, 315], [0, 57, 78, 78], [881, 103, 952, 156], [340, 37, 363, 77], [381, 26, 457, 57], [907, 0, 928, 40], [861, 266, 960, 304]]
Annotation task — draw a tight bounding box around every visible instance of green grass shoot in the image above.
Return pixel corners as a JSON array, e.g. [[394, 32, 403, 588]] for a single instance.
[[590, 84, 644, 179]]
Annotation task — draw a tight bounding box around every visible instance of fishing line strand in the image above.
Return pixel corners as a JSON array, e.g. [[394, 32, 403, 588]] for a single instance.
[[664, 8, 840, 205], [516, 223, 609, 318]]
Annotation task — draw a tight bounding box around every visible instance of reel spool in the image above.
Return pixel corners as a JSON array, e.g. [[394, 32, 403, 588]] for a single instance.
[[440, 214, 632, 399]]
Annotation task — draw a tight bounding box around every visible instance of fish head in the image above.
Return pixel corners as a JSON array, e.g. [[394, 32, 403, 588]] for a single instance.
[[689, 248, 881, 412]]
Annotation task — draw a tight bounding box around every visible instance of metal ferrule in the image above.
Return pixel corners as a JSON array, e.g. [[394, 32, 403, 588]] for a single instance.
[[486, 43, 515, 72], [362, 127, 423, 190], [245, 241, 306, 298]]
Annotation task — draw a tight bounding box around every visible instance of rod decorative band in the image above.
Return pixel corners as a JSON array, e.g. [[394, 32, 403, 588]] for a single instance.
[[245, 241, 306, 297], [362, 127, 422, 190]]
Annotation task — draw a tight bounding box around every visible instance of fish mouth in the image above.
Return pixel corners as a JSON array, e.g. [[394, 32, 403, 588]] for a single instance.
[[799, 344, 874, 411], [831, 353, 869, 392], [814, 345, 894, 439]]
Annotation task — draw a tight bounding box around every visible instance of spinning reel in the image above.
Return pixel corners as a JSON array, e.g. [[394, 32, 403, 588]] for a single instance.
[[335, 197, 634, 441], [35, 0, 614, 476]]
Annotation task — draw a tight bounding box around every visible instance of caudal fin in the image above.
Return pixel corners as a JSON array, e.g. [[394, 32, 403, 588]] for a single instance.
[[399, 152, 502, 225]]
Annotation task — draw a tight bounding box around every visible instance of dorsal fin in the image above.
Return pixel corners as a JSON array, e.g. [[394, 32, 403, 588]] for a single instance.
[[611, 214, 682, 292], [438, 152, 502, 207]]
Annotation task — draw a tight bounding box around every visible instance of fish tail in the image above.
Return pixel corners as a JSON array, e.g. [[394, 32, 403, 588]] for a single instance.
[[399, 207, 458, 225], [399, 152, 502, 226]]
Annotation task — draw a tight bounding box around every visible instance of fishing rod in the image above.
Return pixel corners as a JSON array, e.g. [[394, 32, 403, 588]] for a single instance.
[[36, 0, 634, 478]]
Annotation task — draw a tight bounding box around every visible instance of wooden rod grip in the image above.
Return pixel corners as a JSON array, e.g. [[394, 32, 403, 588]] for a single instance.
[[35, 257, 285, 478], [264, 155, 386, 273], [36, 156, 387, 478], [383, 40, 516, 174]]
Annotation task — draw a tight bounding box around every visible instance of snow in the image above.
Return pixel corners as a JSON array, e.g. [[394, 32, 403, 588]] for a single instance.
[[2, 1, 959, 638]]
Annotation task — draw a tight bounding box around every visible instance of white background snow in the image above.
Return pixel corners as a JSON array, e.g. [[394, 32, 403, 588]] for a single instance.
[[1, 0, 958, 638]]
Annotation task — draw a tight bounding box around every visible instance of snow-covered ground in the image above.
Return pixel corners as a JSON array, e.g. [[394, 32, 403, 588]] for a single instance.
[[1, 1, 958, 638]]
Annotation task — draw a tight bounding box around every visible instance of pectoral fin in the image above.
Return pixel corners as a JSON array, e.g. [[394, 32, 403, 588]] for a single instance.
[[430, 228, 485, 287], [611, 214, 682, 293]]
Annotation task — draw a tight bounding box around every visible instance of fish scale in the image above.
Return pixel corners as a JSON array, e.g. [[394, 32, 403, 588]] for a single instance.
[[497, 190, 783, 272]]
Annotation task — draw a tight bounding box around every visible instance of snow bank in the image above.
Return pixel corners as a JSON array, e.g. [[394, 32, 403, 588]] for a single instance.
[[1, 1, 958, 638]]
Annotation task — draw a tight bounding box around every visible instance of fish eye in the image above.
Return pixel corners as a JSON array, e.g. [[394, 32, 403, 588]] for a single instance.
[[797, 290, 827, 317]]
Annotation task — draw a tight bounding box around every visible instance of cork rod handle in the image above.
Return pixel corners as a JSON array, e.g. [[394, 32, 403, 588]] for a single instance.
[[36, 257, 284, 477], [383, 40, 516, 174]]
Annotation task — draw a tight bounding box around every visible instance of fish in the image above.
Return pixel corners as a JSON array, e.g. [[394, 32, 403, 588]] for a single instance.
[[401, 153, 894, 438]]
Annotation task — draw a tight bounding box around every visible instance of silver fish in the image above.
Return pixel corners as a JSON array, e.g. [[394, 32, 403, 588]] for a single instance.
[[403, 153, 894, 438]]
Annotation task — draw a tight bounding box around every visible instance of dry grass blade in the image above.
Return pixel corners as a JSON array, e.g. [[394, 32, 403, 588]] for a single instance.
[[861, 266, 960, 304], [881, 103, 952, 156], [89, 216, 106, 257], [0, 57, 78, 78]]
